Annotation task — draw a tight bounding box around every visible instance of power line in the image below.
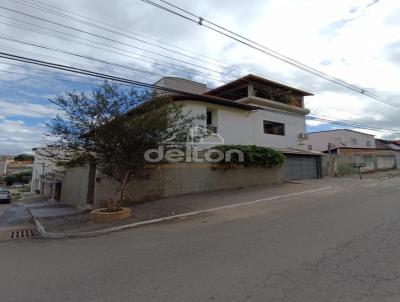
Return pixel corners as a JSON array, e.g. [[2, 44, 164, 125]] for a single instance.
[[0, 68, 104, 86], [0, 29, 393, 127], [1, 51, 399, 135], [0, 19, 384, 122], [0, 35, 167, 79], [308, 104, 396, 128], [29, 0, 398, 118], [3, 3, 385, 119], [0, 17, 227, 84], [0, 51, 205, 93], [140, 0, 400, 110], [15, 0, 235, 71], [0, 59, 150, 86], [3, 0, 397, 129], [0, 42, 160, 86], [0, 44, 134, 79], [1, 21, 363, 117], [1, 38, 396, 131], [3, 59, 395, 132], [0, 5, 235, 79], [305, 116, 399, 134], [16, 0, 238, 70]]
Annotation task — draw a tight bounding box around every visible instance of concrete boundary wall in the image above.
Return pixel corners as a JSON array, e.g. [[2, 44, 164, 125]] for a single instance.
[[60, 165, 93, 209], [396, 152, 400, 169], [93, 164, 284, 209], [322, 152, 397, 177]]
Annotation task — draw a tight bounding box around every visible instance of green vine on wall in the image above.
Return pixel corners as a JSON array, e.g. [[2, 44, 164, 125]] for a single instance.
[[214, 145, 286, 167]]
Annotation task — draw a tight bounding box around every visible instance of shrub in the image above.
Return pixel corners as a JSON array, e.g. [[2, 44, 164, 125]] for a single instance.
[[214, 145, 286, 167], [4, 169, 32, 186], [13, 154, 34, 161], [336, 163, 355, 176]]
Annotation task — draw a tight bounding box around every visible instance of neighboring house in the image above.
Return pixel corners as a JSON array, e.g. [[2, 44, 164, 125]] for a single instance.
[[31, 148, 95, 208], [307, 129, 376, 152], [375, 139, 400, 151], [319, 137, 400, 177], [6, 160, 33, 175], [31, 148, 63, 197], [375, 139, 400, 170], [0, 155, 33, 177]]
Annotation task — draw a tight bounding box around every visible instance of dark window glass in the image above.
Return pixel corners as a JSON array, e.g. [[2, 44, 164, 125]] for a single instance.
[[207, 111, 212, 125], [263, 120, 285, 136]]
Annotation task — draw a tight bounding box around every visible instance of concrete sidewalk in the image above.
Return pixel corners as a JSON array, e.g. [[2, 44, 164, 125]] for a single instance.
[[0, 194, 50, 242], [31, 179, 337, 238]]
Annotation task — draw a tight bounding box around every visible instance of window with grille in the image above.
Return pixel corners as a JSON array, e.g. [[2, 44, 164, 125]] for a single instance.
[[263, 120, 285, 136]]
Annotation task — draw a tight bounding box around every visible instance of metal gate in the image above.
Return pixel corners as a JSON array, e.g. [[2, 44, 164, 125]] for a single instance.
[[284, 154, 320, 180]]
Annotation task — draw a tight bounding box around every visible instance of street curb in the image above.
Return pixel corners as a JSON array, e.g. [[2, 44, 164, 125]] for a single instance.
[[34, 186, 333, 239]]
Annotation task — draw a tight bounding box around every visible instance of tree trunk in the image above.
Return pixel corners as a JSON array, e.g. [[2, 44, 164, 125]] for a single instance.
[[109, 171, 132, 211]]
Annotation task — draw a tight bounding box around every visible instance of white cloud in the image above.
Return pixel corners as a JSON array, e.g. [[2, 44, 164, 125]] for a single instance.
[[0, 100, 59, 118], [0, 119, 46, 154], [306, 120, 325, 127]]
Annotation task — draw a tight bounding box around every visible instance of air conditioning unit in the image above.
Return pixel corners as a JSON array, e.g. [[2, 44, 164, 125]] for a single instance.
[[298, 133, 309, 140]]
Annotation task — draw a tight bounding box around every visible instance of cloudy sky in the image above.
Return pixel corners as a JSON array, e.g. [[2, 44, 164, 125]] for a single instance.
[[0, 0, 399, 154]]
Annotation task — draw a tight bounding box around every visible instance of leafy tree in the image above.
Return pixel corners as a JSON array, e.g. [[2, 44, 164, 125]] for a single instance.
[[4, 169, 32, 186], [14, 154, 34, 161], [47, 82, 201, 211]]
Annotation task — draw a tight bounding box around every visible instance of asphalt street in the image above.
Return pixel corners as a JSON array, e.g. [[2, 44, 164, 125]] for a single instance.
[[1, 177, 400, 302]]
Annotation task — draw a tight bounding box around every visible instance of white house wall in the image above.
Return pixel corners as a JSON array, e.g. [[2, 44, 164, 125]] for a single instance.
[[179, 100, 207, 128], [252, 109, 306, 149], [178, 100, 306, 149], [30, 149, 63, 193]]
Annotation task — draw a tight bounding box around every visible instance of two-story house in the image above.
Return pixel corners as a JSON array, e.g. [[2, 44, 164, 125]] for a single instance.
[[33, 74, 323, 210], [156, 74, 322, 180], [156, 74, 311, 149]]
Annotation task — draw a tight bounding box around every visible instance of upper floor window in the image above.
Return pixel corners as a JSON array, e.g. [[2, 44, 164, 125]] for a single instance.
[[366, 141, 372, 147], [351, 138, 358, 145], [307, 145, 313, 150], [335, 137, 342, 143], [263, 120, 285, 136]]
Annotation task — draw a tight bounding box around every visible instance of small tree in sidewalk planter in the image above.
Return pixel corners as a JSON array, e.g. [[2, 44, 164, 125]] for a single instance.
[[47, 81, 201, 213]]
